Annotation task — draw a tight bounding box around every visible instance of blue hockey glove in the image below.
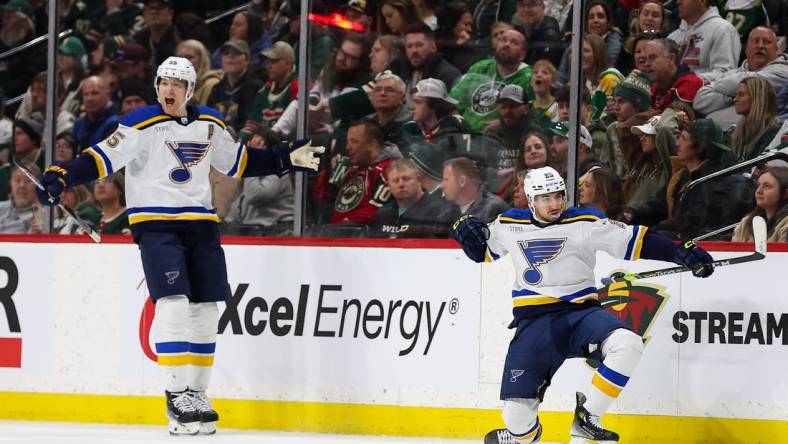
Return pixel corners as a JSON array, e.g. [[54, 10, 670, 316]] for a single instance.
[[673, 240, 714, 278], [37, 163, 69, 206], [450, 214, 490, 263]]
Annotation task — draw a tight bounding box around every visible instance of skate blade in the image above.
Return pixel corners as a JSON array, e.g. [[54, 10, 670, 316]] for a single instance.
[[199, 421, 217, 435], [168, 420, 200, 436], [569, 438, 618, 444]]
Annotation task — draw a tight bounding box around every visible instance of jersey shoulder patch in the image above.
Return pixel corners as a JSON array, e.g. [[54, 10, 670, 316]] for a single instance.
[[560, 206, 605, 224], [499, 208, 533, 224], [121, 105, 171, 129], [195, 105, 227, 129]]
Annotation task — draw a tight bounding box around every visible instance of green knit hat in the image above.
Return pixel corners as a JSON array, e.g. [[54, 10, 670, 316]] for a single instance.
[[0, 0, 34, 20], [688, 118, 731, 160], [59, 36, 86, 57], [613, 73, 652, 112]]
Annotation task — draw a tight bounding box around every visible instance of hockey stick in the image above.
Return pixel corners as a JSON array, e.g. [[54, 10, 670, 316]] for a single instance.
[[604, 216, 766, 284], [13, 159, 102, 243]]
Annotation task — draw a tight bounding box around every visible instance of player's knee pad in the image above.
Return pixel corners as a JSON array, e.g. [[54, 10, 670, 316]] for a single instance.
[[153, 295, 190, 341], [189, 302, 219, 341], [502, 398, 542, 443], [601, 328, 644, 361]]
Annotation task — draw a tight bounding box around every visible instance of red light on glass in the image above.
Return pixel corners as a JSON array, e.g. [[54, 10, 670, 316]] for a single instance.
[[308, 13, 366, 32]]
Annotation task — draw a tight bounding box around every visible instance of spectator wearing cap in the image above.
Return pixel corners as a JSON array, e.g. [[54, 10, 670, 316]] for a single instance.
[[645, 119, 751, 240], [207, 40, 264, 132], [0, 112, 43, 200], [375, 158, 459, 238], [408, 142, 448, 199], [399, 78, 470, 156], [547, 121, 601, 179], [606, 74, 653, 176], [513, 0, 563, 68], [694, 27, 788, 123], [109, 43, 152, 86], [484, 84, 540, 189], [133, 0, 178, 66], [118, 77, 154, 114], [210, 11, 267, 76], [441, 156, 509, 223], [667, 0, 740, 82], [0, 165, 43, 234], [0, 0, 45, 103], [240, 42, 298, 141], [449, 29, 533, 133], [73, 76, 119, 150], [643, 39, 703, 112], [401, 22, 462, 100], [57, 36, 89, 116], [176, 39, 222, 105], [341, 0, 373, 32]]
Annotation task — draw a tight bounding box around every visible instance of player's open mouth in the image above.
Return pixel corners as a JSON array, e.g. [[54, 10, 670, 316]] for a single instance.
[[165, 98, 175, 105]]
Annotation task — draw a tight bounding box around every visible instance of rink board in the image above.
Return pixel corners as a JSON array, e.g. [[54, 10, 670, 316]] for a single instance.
[[0, 236, 786, 442]]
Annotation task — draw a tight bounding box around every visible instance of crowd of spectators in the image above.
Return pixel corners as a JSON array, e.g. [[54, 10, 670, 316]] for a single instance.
[[0, 0, 787, 241]]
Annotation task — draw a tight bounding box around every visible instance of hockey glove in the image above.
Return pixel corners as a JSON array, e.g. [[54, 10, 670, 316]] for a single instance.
[[450, 214, 490, 263], [288, 139, 325, 171], [37, 163, 69, 206], [673, 240, 714, 278]]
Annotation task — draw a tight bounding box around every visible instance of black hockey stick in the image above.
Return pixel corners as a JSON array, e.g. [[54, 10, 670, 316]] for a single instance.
[[604, 216, 766, 284], [13, 159, 102, 243]]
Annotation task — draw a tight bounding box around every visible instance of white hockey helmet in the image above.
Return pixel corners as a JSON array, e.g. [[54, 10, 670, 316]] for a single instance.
[[155, 56, 197, 107], [523, 166, 566, 217]]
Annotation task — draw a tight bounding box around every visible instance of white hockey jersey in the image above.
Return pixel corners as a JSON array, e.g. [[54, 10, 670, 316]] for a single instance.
[[82, 105, 246, 225], [486, 207, 648, 320]]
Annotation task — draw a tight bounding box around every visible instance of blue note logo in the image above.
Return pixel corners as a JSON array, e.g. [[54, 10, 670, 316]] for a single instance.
[[166, 141, 211, 183], [510, 369, 525, 383], [517, 239, 566, 285]]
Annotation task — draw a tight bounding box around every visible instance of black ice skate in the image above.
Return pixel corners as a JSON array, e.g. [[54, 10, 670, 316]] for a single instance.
[[165, 390, 200, 435], [569, 392, 619, 443], [189, 390, 219, 435], [483, 426, 542, 444]]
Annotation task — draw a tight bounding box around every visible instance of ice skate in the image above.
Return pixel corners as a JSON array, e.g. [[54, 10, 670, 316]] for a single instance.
[[190, 390, 219, 435], [569, 392, 619, 443], [165, 390, 200, 435], [483, 427, 541, 444]]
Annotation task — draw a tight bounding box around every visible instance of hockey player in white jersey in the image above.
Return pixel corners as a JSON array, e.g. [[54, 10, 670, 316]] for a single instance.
[[36, 57, 324, 436], [451, 167, 714, 444]]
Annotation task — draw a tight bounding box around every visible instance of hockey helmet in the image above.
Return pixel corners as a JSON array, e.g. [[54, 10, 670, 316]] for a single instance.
[[155, 56, 197, 106], [523, 166, 566, 218]]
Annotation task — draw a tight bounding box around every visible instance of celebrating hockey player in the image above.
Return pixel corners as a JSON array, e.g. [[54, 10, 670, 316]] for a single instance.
[[451, 166, 714, 443], [35, 57, 324, 436]]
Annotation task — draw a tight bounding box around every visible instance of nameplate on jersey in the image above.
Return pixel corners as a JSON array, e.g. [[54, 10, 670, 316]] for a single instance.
[[517, 238, 566, 285], [166, 140, 211, 184]]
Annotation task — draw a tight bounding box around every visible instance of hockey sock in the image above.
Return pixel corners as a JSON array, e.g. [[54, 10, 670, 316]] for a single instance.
[[585, 328, 643, 416], [153, 295, 190, 393], [502, 398, 542, 443], [187, 302, 219, 392]]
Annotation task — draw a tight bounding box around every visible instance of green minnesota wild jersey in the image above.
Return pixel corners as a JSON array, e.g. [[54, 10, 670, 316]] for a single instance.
[[721, 0, 767, 42], [449, 59, 533, 133]]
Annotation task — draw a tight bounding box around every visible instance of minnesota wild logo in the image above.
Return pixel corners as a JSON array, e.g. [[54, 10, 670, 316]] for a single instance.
[[585, 275, 670, 368]]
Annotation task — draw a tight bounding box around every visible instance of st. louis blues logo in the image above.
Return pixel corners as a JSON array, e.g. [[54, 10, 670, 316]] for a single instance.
[[166, 141, 211, 183], [518, 238, 566, 285]]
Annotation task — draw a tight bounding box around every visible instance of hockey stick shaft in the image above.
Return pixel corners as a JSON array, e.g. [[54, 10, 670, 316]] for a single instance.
[[13, 160, 102, 243], [605, 216, 767, 283]]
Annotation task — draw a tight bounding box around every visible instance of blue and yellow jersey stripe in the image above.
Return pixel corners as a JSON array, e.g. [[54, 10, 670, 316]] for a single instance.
[[625, 225, 648, 260], [511, 286, 598, 307], [83, 145, 113, 178], [227, 144, 248, 178], [127, 206, 220, 224], [133, 114, 172, 130], [592, 363, 630, 398], [197, 113, 226, 129]]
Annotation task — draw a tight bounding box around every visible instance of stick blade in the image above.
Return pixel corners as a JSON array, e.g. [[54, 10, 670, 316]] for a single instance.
[[752, 216, 767, 255]]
